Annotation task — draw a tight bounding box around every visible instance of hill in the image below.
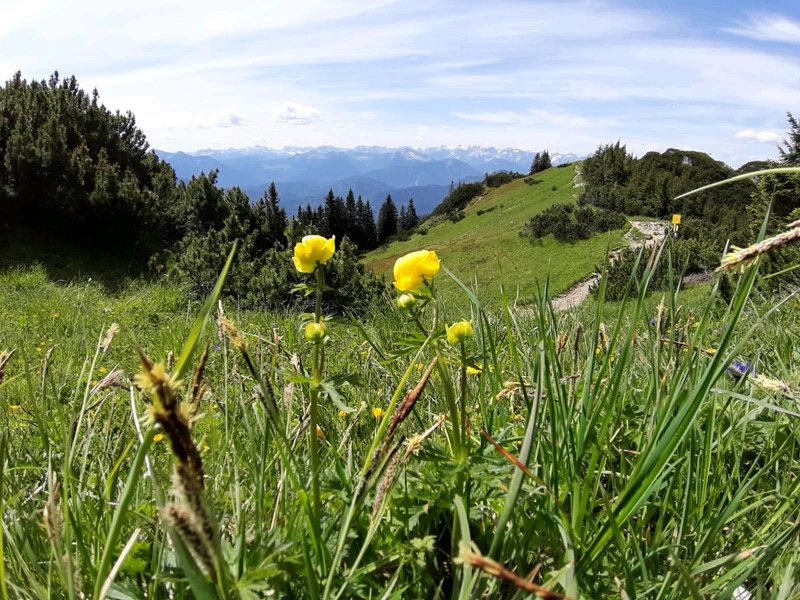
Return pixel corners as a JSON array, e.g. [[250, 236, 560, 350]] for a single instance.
[[362, 164, 630, 307]]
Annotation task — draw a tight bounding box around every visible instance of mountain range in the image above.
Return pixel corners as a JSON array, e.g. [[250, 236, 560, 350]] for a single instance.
[[155, 145, 583, 215]]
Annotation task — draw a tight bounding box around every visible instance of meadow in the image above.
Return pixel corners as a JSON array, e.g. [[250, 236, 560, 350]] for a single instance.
[[363, 165, 630, 308], [1, 215, 799, 599]]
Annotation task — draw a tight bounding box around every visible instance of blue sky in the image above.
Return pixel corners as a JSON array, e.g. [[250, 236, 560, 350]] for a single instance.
[[2, 0, 799, 166]]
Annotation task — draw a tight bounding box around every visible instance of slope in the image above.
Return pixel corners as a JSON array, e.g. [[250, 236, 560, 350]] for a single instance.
[[362, 164, 630, 308]]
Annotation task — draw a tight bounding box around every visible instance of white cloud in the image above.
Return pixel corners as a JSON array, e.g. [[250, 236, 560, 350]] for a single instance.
[[726, 15, 800, 44], [217, 113, 247, 128], [735, 129, 782, 143], [272, 102, 321, 125]]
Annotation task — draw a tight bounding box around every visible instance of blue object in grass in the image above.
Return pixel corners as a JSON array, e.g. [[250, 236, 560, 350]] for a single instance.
[[726, 360, 754, 380]]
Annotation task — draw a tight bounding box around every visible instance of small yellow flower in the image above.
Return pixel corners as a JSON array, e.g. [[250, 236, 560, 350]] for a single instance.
[[99, 367, 106, 373], [446, 320, 473, 344], [706, 348, 717, 355], [393, 250, 440, 291], [92, 380, 98, 385], [9, 405, 19, 410], [338, 409, 347, 418], [372, 407, 384, 419], [415, 363, 424, 370], [293, 235, 336, 273], [153, 433, 164, 443], [466, 365, 481, 375], [35, 348, 42, 352], [304, 321, 328, 343]]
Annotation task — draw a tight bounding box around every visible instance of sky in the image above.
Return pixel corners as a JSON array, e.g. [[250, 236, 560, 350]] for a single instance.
[[2, 0, 800, 167]]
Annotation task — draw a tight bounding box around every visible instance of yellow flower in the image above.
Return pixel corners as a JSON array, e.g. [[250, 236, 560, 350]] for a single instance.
[[466, 365, 481, 375], [338, 409, 347, 418], [372, 407, 384, 419], [292, 235, 336, 273], [706, 348, 717, 355], [304, 321, 328, 343], [99, 367, 106, 373], [415, 363, 424, 370], [393, 250, 440, 291], [153, 433, 164, 443], [446, 320, 473, 344], [9, 405, 19, 410], [35, 347, 42, 352]]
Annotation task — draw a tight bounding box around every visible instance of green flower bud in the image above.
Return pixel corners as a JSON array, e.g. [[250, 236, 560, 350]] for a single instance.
[[397, 293, 416, 310]]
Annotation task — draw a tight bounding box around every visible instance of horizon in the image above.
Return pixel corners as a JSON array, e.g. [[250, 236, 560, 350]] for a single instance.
[[3, 1, 800, 168]]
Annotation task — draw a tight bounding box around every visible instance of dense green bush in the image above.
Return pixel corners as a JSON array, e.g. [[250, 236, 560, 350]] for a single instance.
[[522, 202, 626, 244], [431, 181, 484, 216], [483, 171, 523, 188]]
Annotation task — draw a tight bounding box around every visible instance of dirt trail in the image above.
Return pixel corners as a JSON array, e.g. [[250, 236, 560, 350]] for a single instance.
[[550, 221, 668, 312]]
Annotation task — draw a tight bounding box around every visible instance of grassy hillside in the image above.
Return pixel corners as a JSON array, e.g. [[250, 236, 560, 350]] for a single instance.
[[363, 164, 628, 307]]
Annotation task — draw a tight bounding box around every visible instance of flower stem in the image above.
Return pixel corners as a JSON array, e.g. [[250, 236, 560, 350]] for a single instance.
[[309, 267, 325, 535]]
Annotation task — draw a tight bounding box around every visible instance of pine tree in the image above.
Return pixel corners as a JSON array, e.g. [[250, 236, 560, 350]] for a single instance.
[[345, 189, 358, 243], [530, 152, 541, 175], [779, 112, 800, 165], [377, 194, 398, 244], [541, 150, 552, 171], [359, 198, 377, 249], [323, 189, 348, 239], [406, 198, 419, 229], [398, 205, 407, 231], [254, 181, 287, 249]]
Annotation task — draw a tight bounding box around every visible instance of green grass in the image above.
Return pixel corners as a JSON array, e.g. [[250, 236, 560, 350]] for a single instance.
[[363, 166, 629, 308], [1, 240, 799, 599]]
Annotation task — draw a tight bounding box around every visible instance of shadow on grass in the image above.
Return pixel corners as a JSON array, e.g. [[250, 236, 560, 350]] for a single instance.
[[0, 226, 155, 292]]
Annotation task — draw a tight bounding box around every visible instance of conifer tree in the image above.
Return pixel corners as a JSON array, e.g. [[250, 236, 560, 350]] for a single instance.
[[398, 205, 407, 231], [254, 181, 287, 249], [377, 194, 398, 244], [359, 197, 377, 249], [406, 198, 419, 229]]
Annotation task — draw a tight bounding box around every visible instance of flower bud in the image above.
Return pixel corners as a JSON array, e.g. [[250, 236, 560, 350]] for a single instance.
[[397, 293, 416, 310], [304, 321, 327, 343], [446, 320, 473, 345]]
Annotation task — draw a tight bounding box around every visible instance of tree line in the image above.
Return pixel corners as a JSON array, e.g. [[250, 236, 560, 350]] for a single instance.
[[0, 72, 388, 310]]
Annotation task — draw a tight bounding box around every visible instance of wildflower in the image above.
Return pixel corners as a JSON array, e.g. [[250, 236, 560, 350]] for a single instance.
[[153, 433, 164, 443], [99, 367, 107, 373], [415, 363, 424, 370], [9, 405, 19, 410], [446, 320, 473, 345], [397, 293, 417, 310], [292, 235, 336, 273], [706, 348, 717, 355], [726, 360, 754, 380], [36, 347, 42, 352], [372, 407, 384, 419], [466, 365, 482, 375], [393, 250, 440, 291], [304, 321, 328, 343], [338, 409, 347, 418]]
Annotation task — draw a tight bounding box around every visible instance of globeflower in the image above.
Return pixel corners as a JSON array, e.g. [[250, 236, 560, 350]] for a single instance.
[[446, 320, 473, 344], [393, 250, 440, 291], [293, 235, 335, 273], [304, 321, 328, 343]]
